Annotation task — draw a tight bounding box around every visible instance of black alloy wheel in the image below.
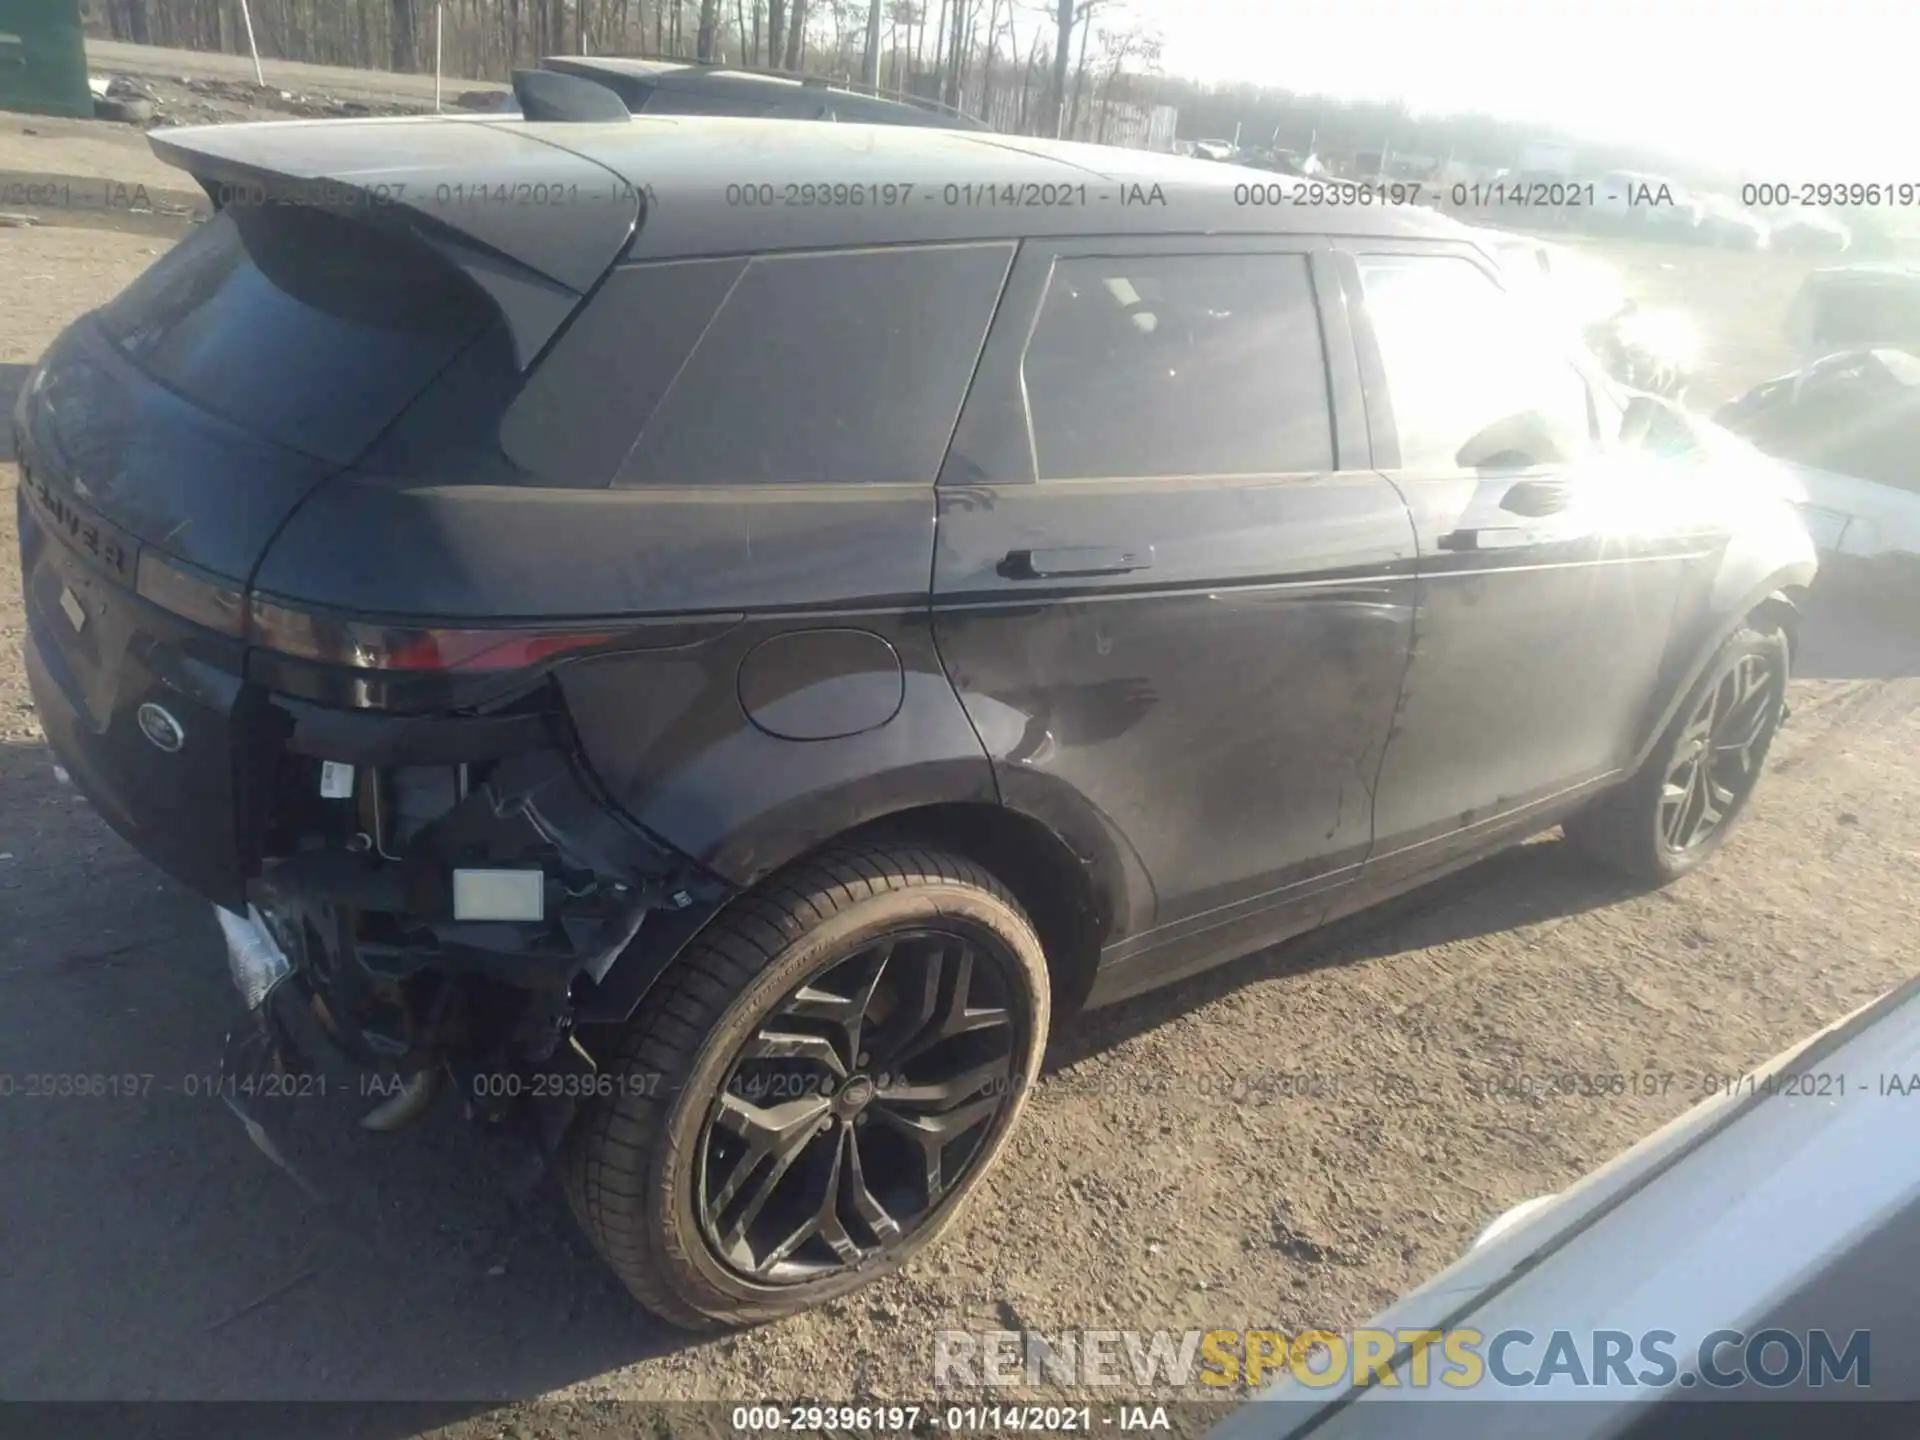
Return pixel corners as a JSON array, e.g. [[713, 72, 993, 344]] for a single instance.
[[696, 927, 1023, 1283], [1658, 648, 1781, 856], [1564, 619, 1790, 885], [562, 843, 1050, 1329]]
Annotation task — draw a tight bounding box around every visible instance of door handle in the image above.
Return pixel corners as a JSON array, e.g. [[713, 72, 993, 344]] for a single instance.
[[1498, 479, 1573, 517], [998, 546, 1154, 580]]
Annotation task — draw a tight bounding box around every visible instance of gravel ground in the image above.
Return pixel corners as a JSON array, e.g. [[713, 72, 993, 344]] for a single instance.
[[2, 95, 1919, 1428]]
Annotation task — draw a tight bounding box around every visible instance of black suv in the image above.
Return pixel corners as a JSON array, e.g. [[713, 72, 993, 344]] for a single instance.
[[14, 106, 1815, 1329]]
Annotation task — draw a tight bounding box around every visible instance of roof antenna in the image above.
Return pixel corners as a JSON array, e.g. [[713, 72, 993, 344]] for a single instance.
[[511, 68, 631, 122]]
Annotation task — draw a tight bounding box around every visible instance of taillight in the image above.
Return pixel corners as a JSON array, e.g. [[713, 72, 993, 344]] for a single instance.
[[135, 550, 246, 636], [247, 595, 623, 673]]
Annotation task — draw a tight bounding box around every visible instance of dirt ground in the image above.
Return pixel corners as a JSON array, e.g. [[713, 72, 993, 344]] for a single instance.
[[3, 85, 1920, 1428]]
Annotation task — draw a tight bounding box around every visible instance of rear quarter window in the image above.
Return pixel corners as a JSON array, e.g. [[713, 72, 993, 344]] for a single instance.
[[615, 243, 1014, 487], [96, 207, 494, 466]]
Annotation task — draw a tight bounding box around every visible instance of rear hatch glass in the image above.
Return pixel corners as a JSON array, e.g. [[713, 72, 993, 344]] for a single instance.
[[96, 204, 495, 467]]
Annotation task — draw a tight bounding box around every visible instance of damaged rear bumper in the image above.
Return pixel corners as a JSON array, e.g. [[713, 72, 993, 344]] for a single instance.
[[180, 685, 729, 1182], [228, 736, 722, 1074], [208, 730, 728, 1194]]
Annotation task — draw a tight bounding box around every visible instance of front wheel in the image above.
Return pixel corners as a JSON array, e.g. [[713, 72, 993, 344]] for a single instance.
[[1564, 619, 1790, 885], [561, 843, 1050, 1329]]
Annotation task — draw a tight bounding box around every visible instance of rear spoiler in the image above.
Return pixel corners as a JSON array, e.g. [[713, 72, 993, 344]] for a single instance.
[[512, 66, 630, 121], [147, 117, 644, 368]]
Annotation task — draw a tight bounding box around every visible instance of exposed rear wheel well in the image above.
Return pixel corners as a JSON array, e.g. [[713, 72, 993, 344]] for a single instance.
[[823, 802, 1107, 1021], [1753, 586, 1807, 668]]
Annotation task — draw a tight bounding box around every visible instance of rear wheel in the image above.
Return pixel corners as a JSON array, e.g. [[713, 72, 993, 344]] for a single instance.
[[562, 843, 1050, 1329], [1564, 619, 1789, 885]]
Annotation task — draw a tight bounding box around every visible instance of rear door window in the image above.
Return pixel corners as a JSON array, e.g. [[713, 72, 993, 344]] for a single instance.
[[1356, 252, 1597, 470], [615, 243, 1013, 487], [97, 207, 495, 466], [1020, 252, 1335, 480]]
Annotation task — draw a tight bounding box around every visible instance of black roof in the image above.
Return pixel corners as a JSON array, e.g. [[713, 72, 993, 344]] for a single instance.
[[151, 113, 1477, 271], [596, 117, 1474, 258], [539, 55, 985, 129]]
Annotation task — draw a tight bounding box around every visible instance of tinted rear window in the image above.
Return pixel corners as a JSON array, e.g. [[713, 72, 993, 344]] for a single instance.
[[97, 207, 492, 465], [616, 243, 1012, 487]]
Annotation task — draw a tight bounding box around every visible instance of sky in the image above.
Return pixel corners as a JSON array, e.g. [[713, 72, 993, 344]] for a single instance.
[[1091, 0, 1914, 176]]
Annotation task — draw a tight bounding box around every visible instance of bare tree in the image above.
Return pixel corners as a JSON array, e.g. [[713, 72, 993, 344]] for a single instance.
[[390, 0, 418, 68], [1017, 26, 1044, 131], [764, 0, 784, 62], [975, 0, 1002, 120], [783, 0, 807, 68], [1064, 0, 1094, 135], [695, 0, 720, 57], [1044, 0, 1071, 134], [1092, 21, 1155, 141], [860, 0, 881, 81], [940, 0, 966, 106]]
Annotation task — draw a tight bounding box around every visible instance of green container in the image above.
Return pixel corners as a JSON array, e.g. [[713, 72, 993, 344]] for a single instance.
[[0, 0, 95, 119]]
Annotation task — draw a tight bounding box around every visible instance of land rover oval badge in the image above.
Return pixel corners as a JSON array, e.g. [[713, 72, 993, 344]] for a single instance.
[[136, 702, 185, 753]]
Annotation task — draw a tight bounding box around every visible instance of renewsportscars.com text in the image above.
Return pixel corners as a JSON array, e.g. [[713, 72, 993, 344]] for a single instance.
[[933, 1327, 1871, 1391]]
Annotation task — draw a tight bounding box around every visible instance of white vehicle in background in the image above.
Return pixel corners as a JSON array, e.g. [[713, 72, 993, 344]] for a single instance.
[[1771, 208, 1852, 254], [1713, 348, 1920, 588], [1213, 977, 1920, 1438]]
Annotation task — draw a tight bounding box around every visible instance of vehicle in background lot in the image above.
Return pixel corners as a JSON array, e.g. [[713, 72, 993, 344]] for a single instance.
[[1643, 188, 1707, 240], [14, 100, 1814, 1331], [1783, 263, 1920, 359], [1246, 148, 1326, 178], [1192, 137, 1236, 161], [1714, 350, 1920, 588], [1479, 231, 1699, 400], [1214, 975, 1920, 1438], [1488, 170, 1588, 229], [1613, 383, 1912, 570], [1770, 208, 1852, 254], [1593, 169, 1704, 238], [534, 54, 989, 127], [1693, 193, 1771, 249]]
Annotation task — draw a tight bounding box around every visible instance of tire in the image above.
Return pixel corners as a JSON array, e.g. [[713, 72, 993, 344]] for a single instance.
[[1564, 618, 1790, 886], [94, 97, 154, 125], [561, 842, 1050, 1329]]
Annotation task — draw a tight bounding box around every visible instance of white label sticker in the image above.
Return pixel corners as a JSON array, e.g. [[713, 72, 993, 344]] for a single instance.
[[319, 761, 356, 799], [452, 869, 546, 923], [59, 587, 87, 633]]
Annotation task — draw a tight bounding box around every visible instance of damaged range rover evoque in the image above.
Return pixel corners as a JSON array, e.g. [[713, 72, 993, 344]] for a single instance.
[[16, 72, 1817, 1328]]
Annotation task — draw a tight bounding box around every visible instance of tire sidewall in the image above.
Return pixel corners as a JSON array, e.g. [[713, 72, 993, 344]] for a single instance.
[[647, 881, 1050, 1321]]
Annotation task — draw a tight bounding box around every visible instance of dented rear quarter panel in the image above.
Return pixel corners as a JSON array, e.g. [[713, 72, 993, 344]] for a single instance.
[[541, 482, 1000, 888]]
